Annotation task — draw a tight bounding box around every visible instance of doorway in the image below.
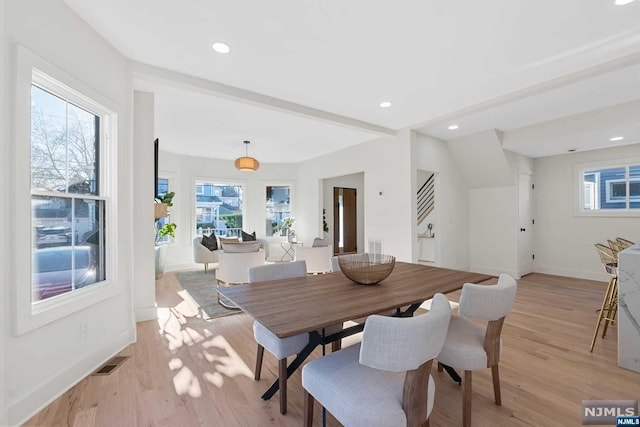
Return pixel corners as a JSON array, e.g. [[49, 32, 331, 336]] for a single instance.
[[333, 187, 357, 254], [518, 173, 534, 277]]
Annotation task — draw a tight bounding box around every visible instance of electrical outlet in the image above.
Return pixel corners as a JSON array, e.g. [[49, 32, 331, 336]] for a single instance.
[[80, 322, 89, 339]]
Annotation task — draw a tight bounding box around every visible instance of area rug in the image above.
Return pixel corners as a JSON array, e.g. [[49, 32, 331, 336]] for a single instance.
[[175, 271, 241, 320]]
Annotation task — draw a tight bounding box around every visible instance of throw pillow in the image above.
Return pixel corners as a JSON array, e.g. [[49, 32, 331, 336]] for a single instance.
[[242, 230, 257, 241], [222, 241, 261, 253], [312, 237, 329, 247], [219, 237, 239, 246], [201, 234, 218, 251]]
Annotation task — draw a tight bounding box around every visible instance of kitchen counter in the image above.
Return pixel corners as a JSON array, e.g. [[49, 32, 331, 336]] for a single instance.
[[618, 244, 640, 373]]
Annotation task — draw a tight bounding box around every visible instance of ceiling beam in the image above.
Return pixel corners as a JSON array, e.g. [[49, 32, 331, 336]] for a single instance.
[[130, 61, 396, 137], [410, 51, 640, 132]]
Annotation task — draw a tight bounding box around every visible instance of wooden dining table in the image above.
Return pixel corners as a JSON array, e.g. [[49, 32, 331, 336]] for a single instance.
[[218, 261, 493, 400]]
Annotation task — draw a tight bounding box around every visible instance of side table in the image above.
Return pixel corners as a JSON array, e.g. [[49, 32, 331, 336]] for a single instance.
[[280, 241, 303, 262]]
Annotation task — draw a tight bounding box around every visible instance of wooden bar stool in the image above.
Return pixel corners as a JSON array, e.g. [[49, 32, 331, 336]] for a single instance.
[[590, 243, 619, 352], [616, 237, 635, 250]]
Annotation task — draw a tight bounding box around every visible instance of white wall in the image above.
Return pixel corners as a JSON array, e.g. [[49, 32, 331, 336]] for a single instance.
[[0, 0, 8, 423], [158, 150, 298, 270], [469, 187, 518, 276], [448, 130, 513, 188], [445, 133, 532, 277], [322, 173, 365, 253], [297, 131, 414, 261], [534, 144, 640, 281], [4, 1, 136, 424], [133, 91, 156, 322], [414, 133, 470, 269]]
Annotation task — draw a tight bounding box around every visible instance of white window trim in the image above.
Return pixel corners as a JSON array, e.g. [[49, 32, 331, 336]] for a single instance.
[[12, 45, 121, 335], [574, 157, 640, 218]]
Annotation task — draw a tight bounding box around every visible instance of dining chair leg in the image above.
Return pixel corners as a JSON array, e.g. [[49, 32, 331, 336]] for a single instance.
[[331, 340, 341, 352], [279, 358, 288, 415], [463, 370, 472, 427], [255, 345, 264, 380], [303, 389, 314, 427], [491, 365, 501, 406], [437, 362, 443, 373]]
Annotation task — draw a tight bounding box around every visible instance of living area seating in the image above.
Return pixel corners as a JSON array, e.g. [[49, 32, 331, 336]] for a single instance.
[[436, 273, 517, 427], [193, 236, 220, 273], [216, 247, 265, 308], [217, 248, 265, 285], [302, 293, 452, 427], [295, 245, 333, 274]]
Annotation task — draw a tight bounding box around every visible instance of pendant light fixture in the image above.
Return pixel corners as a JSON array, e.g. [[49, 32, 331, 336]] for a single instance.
[[234, 140, 260, 172]]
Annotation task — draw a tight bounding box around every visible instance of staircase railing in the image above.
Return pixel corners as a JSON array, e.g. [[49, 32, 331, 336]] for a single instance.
[[417, 174, 434, 225]]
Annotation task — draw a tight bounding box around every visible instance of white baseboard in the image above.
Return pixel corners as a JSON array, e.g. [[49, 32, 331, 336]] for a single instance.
[[135, 306, 157, 323], [532, 266, 608, 282], [8, 328, 135, 426], [468, 265, 518, 279]]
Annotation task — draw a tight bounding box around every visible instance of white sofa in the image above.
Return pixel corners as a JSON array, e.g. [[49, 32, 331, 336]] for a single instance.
[[295, 245, 333, 274]]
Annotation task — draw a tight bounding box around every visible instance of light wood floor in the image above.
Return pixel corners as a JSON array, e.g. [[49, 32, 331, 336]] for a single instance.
[[25, 271, 640, 426]]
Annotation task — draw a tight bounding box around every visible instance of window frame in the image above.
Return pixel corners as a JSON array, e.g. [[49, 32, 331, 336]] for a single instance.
[[574, 157, 640, 217], [13, 46, 121, 335]]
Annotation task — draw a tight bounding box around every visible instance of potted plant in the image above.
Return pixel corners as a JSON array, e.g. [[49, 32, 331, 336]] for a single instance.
[[155, 191, 177, 279], [281, 217, 295, 238]]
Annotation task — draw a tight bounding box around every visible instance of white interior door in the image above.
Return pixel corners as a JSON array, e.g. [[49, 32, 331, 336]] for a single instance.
[[518, 173, 534, 277]]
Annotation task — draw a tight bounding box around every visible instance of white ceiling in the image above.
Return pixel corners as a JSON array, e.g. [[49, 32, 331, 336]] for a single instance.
[[63, 0, 640, 161]]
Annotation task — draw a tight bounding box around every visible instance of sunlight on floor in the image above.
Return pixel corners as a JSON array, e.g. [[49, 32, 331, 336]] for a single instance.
[[171, 365, 202, 397], [202, 335, 254, 387]]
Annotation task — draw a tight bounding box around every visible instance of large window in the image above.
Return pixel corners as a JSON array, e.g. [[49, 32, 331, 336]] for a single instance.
[[580, 163, 640, 213], [266, 185, 291, 236], [30, 79, 107, 303], [195, 181, 243, 237]]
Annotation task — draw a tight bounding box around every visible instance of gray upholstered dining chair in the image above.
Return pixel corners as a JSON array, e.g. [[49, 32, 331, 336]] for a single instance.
[[248, 260, 308, 415], [436, 273, 517, 427], [301, 293, 452, 427]]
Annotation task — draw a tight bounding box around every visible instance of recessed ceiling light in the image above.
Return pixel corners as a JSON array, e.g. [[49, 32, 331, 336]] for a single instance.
[[615, 0, 635, 5], [212, 42, 230, 54], [448, 124, 459, 130], [609, 136, 625, 141], [379, 101, 392, 108]]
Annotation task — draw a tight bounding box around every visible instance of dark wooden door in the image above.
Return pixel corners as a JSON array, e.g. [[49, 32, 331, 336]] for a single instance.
[[333, 187, 357, 254]]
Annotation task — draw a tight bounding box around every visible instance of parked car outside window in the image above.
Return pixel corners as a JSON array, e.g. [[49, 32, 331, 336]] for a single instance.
[[36, 226, 72, 248], [32, 245, 97, 302]]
